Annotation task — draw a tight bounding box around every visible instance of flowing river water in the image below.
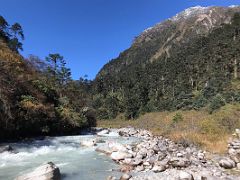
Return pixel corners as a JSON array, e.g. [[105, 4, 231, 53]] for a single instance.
[[0, 131, 138, 180]]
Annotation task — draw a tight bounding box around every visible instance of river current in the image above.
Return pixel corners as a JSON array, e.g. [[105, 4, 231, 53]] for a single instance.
[[0, 131, 136, 180]]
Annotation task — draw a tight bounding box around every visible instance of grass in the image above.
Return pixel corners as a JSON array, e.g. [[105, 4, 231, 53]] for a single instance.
[[97, 103, 240, 154]]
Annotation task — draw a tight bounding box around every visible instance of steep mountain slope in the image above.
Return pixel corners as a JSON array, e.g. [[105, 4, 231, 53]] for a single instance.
[[0, 30, 95, 140], [98, 6, 240, 76], [94, 6, 240, 119]]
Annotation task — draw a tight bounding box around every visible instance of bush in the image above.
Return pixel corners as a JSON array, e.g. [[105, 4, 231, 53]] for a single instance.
[[55, 106, 88, 127], [96, 107, 109, 120], [20, 95, 36, 103], [172, 112, 183, 124], [208, 94, 226, 113], [192, 94, 208, 110]]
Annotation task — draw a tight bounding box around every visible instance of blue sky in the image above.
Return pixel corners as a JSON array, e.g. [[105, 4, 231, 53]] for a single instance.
[[1, 0, 240, 79]]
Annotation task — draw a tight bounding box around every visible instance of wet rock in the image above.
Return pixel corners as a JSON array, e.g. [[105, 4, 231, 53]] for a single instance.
[[95, 138, 106, 144], [106, 176, 116, 180], [178, 171, 193, 180], [120, 174, 132, 180], [111, 151, 131, 161], [15, 162, 60, 180], [0, 145, 13, 153], [97, 129, 110, 136], [81, 139, 96, 147], [219, 158, 236, 169], [95, 145, 112, 155]]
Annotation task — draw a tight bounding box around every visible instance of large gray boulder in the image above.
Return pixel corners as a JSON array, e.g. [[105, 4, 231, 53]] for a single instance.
[[15, 162, 61, 180], [219, 158, 236, 169]]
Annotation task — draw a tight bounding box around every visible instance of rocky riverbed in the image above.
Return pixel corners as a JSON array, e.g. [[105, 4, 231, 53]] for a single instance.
[[96, 127, 240, 180], [1, 127, 240, 180]]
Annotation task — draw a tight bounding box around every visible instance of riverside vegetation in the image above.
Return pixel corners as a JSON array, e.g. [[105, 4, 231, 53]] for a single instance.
[[0, 15, 95, 140]]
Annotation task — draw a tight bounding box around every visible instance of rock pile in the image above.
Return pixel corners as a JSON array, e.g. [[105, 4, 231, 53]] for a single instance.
[[219, 128, 240, 170], [97, 127, 239, 180]]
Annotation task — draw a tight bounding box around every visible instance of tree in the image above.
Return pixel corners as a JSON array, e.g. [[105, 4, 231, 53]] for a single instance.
[[46, 53, 72, 87], [10, 23, 24, 40], [0, 16, 9, 40], [0, 15, 24, 52]]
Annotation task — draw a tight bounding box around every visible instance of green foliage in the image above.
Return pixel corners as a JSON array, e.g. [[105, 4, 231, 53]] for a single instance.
[[55, 105, 88, 127], [208, 94, 226, 113], [45, 53, 71, 87], [172, 112, 183, 124], [0, 15, 24, 52], [20, 95, 36, 103]]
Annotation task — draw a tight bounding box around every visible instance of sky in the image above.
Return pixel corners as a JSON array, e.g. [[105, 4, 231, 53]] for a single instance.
[[0, 0, 240, 79]]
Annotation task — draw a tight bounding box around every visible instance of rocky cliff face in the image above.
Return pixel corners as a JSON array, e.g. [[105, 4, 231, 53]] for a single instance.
[[98, 6, 240, 76], [135, 6, 240, 61]]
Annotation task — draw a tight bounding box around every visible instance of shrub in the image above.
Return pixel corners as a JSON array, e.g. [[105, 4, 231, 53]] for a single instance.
[[192, 94, 208, 110], [20, 95, 36, 103], [97, 107, 109, 120], [172, 112, 183, 124], [208, 94, 226, 113], [55, 106, 88, 128]]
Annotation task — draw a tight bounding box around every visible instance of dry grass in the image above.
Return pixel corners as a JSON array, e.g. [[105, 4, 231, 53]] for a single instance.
[[97, 104, 240, 154]]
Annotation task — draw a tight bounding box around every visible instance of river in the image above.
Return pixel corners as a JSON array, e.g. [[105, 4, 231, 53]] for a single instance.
[[0, 132, 137, 180]]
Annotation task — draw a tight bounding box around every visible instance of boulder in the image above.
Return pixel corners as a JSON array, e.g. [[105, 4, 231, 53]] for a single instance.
[[219, 158, 236, 169], [81, 139, 96, 147], [95, 145, 113, 155], [135, 165, 144, 172], [152, 165, 166, 173], [0, 145, 13, 153], [178, 171, 193, 180], [97, 129, 110, 136], [168, 158, 191, 168], [111, 151, 131, 161], [15, 162, 60, 180], [229, 148, 240, 163], [120, 174, 132, 180], [108, 142, 127, 152]]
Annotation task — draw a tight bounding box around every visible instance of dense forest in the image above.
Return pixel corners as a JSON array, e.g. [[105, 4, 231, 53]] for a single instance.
[[93, 11, 240, 120], [0, 16, 95, 140]]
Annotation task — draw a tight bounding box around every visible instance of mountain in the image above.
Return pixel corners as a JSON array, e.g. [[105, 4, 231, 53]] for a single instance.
[[93, 6, 240, 119]]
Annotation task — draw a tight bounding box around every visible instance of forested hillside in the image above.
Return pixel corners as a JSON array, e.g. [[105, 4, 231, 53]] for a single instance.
[[93, 6, 240, 119], [0, 16, 95, 140]]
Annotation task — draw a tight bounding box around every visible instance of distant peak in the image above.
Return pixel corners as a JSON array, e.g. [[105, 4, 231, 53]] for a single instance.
[[229, 5, 240, 8], [171, 6, 209, 21]]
